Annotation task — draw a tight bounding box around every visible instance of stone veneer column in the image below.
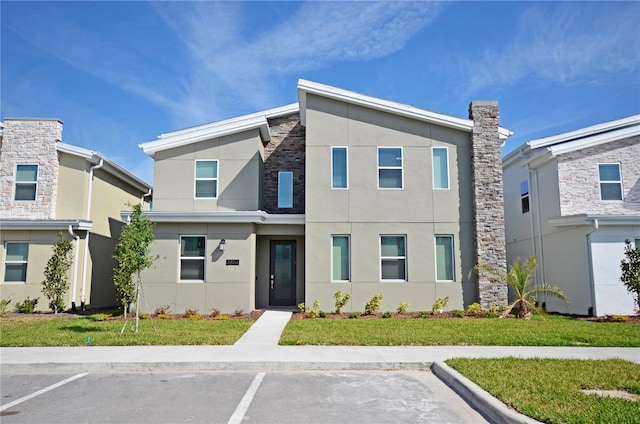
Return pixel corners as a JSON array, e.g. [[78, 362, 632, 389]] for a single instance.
[[263, 113, 305, 214], [469, 102, 507, 308], [0, 119, 62, 219]]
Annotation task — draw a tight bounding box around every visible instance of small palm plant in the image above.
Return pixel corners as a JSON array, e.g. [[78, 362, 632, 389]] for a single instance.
[[473, 255, 568, 319]]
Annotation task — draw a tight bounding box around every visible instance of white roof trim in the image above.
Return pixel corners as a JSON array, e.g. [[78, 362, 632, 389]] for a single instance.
[[0, 219, 93, 231], [548, 125, 640, 156], [140, 104, 299, 157], [297, 79, 512, 139], [120, 210, 305, 225], [549, 214, 640, 227]]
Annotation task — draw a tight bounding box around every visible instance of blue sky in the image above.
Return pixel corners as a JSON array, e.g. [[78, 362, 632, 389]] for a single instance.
[[2, 1, 639, 184]]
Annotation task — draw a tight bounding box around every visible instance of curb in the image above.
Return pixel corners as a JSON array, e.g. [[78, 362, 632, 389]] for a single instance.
[[432, 361, 543, 424]]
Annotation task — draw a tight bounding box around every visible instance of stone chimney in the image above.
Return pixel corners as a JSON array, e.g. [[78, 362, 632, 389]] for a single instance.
[[0, 119, 62, 219], [469, 102, 507, 308]]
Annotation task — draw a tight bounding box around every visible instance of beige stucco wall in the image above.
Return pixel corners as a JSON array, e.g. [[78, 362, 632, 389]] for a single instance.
[[152, 130, 264, 212]]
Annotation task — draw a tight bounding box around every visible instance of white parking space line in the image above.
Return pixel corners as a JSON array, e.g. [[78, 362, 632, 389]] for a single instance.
[[0, 373, 88, 412], [227, 372, 265, 424]]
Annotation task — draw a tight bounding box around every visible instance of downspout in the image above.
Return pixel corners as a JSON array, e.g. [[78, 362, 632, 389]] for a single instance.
[[585, 218, 599, 316], [141, 188, 152, 208], [530, 165, 547, 307], [80, 158, 103, 311], [68, 225, 80, 312], [525, 165, 539, 283]]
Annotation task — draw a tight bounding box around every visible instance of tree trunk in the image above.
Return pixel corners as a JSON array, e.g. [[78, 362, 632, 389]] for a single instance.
[[134, 273, 141, 334]]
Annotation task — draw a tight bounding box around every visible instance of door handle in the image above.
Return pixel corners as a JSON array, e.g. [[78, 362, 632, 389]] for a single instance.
[[270, 275, 274, 290]]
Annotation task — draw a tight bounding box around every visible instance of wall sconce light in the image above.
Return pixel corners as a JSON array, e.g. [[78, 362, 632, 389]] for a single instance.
[[219, 239, 226, 251]]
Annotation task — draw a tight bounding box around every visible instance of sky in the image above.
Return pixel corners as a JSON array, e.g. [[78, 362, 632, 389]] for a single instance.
[[2, 1, 639, 185]]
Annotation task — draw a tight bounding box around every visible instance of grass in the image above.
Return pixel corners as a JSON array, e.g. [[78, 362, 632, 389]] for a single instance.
[[0, 316, 254, 346], [280, 314, 640, 346], [446, 358, 640, 424]]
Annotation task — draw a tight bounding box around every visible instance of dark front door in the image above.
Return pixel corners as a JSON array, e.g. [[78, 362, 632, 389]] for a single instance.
[[269, 240, 296, 306]]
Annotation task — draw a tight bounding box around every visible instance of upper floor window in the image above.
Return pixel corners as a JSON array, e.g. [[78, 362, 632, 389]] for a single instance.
[[331, 235, 350, 282], [180, 236, 205, 281], [520, 180, 530, 213], [195, 160, 218, 198], [378, 147, 403, 189], [4, 242, 29, 283], [432, 147, 449, 190], [598, 163, 622, 201], [435, 235, 454, 281], [331, 147, 348, 189], [15, 164, 38, 201], [278, 171, 293, 208], [380, 235, 406, 281]]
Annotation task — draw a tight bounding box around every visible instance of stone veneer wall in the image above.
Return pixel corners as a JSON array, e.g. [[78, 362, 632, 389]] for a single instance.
[[263, 113, 305, 214], [469, 102, 508, 308], [557, 135, 640, 216], [0, 119, 62, 219]]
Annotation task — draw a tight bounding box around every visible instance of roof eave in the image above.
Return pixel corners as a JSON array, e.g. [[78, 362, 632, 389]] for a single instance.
[[0, 219, 93, 231]]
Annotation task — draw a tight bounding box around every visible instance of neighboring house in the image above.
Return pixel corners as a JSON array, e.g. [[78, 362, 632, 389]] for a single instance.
[[135, 79, 512, 314], [503, 115, 640, 316], [0, 119, 152, 311]]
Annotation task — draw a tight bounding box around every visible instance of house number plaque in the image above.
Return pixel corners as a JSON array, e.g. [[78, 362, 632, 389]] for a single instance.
[[226, 259, 240, 266]]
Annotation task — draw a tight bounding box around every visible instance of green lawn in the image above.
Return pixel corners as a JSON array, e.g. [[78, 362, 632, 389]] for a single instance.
[[446, 358, 640, 424], [0, 316, 254, 346], [280, 315, 640, 346]]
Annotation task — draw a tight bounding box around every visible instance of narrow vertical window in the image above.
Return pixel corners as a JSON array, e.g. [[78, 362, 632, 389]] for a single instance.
[[15, 164, 38, 201], [4, 242, 29, 282], [520, 180, 530, 213], [380, 235, 406, 281], [435, 235, 454, 281], [331, 147, 348, 189], [432, 147, 449, 189], [180, 236, 206, 281], [195, 160, 218, 198], [598, 164, 622, 200], [278, 171, 293, 208], [332, 236, 350, 281], [378, 147, 403, 189]]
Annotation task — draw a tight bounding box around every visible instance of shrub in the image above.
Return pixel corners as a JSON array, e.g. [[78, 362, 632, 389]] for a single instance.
[[348, 312, 361, 319], [234, 307, 244, 316], [308, 300, 321, 318], [620, 239, 640, 310], [333, 290, 352, 314], [189, 314, 202, 321], [396, 302, 409, 314], [41, 232, 73, 314], [156, 313, 172, 320], [452, 309, 465, 318], [611, 315, 629, 322], [155, 305, 172, 315], [484, 310, 498, 318], [0, 299, 12, 317], [214, 314, 230, 320], [209, 308, 220, 318], [418, 311, 431, 318], [431, 296, 450, 314], [139, 313, 150, 320], [382, 311, 393, 319], [364, 293, 383, 315], [319, 311, 327, 318], [465, 302, 483, 315], [16, 297, 38, 314], [297, 302, 306, 313], [184, 309, 200, 319]]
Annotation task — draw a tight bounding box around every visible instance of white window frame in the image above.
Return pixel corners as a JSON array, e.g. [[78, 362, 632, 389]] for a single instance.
[[435, 235, 455, 282], [379, 235, 407, 282], [179, 235, 206, 282], [194, 160, 218, 199], [598, 163, 623, 201], [278, 171, 294, 208], [377, 147, 404, 190], [14, 164, 39, 201], [331, 235, 351, 282], [331, 147, 349, 189], [520, 180, 530, 213], [3, 242, 29, 283], [431, 147, 450, 190]]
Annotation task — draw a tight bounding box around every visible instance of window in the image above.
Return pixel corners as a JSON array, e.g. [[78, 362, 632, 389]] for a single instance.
[[598, 164, 623, 200], [378, 147, 403, 189], [332, 236, 350, 281], [4, 242, 28, 282], [180, 236, 205, 281], [195, 160, 218, 198], [435, 236, 454, 281], [635, 239, 640, 249], [278, 171, 293, 208], [432, 147, 449, 189], [331, 147, 348, 189], [380, 235, 406, 281], [15, 164, 38, 201], [520, 180, 530, 213]]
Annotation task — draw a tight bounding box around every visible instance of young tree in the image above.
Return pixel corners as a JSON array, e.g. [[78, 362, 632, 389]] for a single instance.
[[620, 239, 640, 312], [473, 255, 569, 318], [42, 232, 74, 314], [113, 203, 158, 330]]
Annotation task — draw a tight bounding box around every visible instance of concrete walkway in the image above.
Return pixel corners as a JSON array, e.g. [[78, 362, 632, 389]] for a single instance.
[[233, 310, 292, 346]]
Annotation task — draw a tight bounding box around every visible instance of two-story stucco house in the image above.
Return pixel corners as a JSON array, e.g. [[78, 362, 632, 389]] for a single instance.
[[136, 79, 512, 314], [503, 115, 640, 316], [0, 119, 152, 311]]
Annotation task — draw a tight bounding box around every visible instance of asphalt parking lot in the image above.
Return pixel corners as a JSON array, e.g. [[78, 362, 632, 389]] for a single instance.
[[1, 370, 488, 423]]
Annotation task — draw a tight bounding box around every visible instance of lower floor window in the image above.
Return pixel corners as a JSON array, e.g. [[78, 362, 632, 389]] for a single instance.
[[332, 235, 350, 281], [380, 235, 406, 281], [180, 236, 205, 281], [435, 235, 454, 281], [4, 242, 29, 282]]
